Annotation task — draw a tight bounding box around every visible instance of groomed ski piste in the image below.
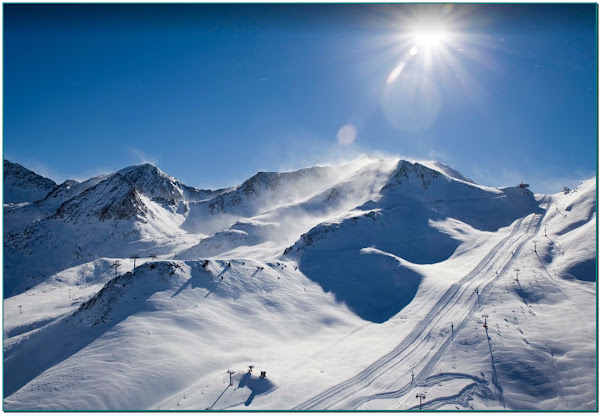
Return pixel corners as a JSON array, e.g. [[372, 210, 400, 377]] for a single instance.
[[3, 157, 596, 410]]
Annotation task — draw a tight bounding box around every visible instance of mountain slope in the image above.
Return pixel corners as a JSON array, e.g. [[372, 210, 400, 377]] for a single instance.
[[181, 161, 370, 235], [3, 165, 209, 297], [290, 180, 595, 410], [177, 158, 398, 260], [4, 259, 362, 409], [283, 160, 542, 322], [3, 160, 57, 204], [4, 163, 227, 240]]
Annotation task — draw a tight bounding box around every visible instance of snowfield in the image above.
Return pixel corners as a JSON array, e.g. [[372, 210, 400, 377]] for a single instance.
[[3, 157, 596, 410]]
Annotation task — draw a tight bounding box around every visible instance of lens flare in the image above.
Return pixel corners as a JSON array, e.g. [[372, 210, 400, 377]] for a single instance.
[[386, 62, 406, 84], [337, 124, 358, 145]]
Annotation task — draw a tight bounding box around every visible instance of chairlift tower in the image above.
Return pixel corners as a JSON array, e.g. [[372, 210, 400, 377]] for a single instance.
[[149, 254, 157, 260], [416, 392, 426, 410], [131, 254, 140, 270], [514, 268, 520, 282], [227, 369, 235, 386], [482, 314, 489, 330], [111, 260, 121, 278]]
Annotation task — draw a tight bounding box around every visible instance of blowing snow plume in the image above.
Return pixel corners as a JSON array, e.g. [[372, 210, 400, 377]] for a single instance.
[[180, 161, 369, 235]]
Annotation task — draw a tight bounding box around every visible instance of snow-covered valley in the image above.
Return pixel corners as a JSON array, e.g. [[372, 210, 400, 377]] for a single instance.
[[3, 157, 596, 410]]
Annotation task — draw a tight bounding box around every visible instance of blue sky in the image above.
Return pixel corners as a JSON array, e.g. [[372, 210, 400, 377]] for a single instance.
[[3, 4, 597, 193]]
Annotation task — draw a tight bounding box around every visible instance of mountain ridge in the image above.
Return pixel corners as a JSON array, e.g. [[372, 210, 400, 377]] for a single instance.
[[3, 156, 596, 411], [3, 160, 58, 204]]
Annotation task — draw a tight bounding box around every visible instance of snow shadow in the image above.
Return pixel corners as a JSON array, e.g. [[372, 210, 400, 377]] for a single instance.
[[562, 257, 596, 282], [298, 250, 422, 323], [290, 204, 460, 323], [486, 329, 505, 407], [237, 372, 275, 406], [170, 262, 228, 299]]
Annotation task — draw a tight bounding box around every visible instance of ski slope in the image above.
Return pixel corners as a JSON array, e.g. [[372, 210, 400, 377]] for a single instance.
[[3, 158, 596, 410], [294, 199, 549, 409]]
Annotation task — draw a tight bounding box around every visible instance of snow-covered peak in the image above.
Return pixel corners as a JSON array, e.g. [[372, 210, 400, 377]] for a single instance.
[[366, 159, 486, 209], [118, 163, 163, 175], [55, 173, 145, 223], [117, 163, 185, 202], [4, 160, 57, 204], [4, 174, 114, 239], [61, 179, 80, 186], [117, 163, 227, 203], [232, 166, 342, 202], [384, 159, 444, 188], [182, 163, 367, 234]]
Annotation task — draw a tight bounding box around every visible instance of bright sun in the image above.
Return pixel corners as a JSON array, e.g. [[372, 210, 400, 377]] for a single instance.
[[386, 12, 460, 84], [411, 28, 449, 49]]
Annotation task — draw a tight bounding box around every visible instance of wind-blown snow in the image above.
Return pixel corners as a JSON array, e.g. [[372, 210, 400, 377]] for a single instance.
[[3, 158, 596, 410]]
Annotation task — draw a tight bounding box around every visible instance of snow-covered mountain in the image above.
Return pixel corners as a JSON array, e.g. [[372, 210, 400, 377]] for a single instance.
[[3, 158, 596, 410], [177, 158, 398, 259], [3, 160, 57, 204], [3, 162, 227, 297], [117, 163, 229, 204], [281, 160, 542, 323], [181, 161, 369, 235]]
